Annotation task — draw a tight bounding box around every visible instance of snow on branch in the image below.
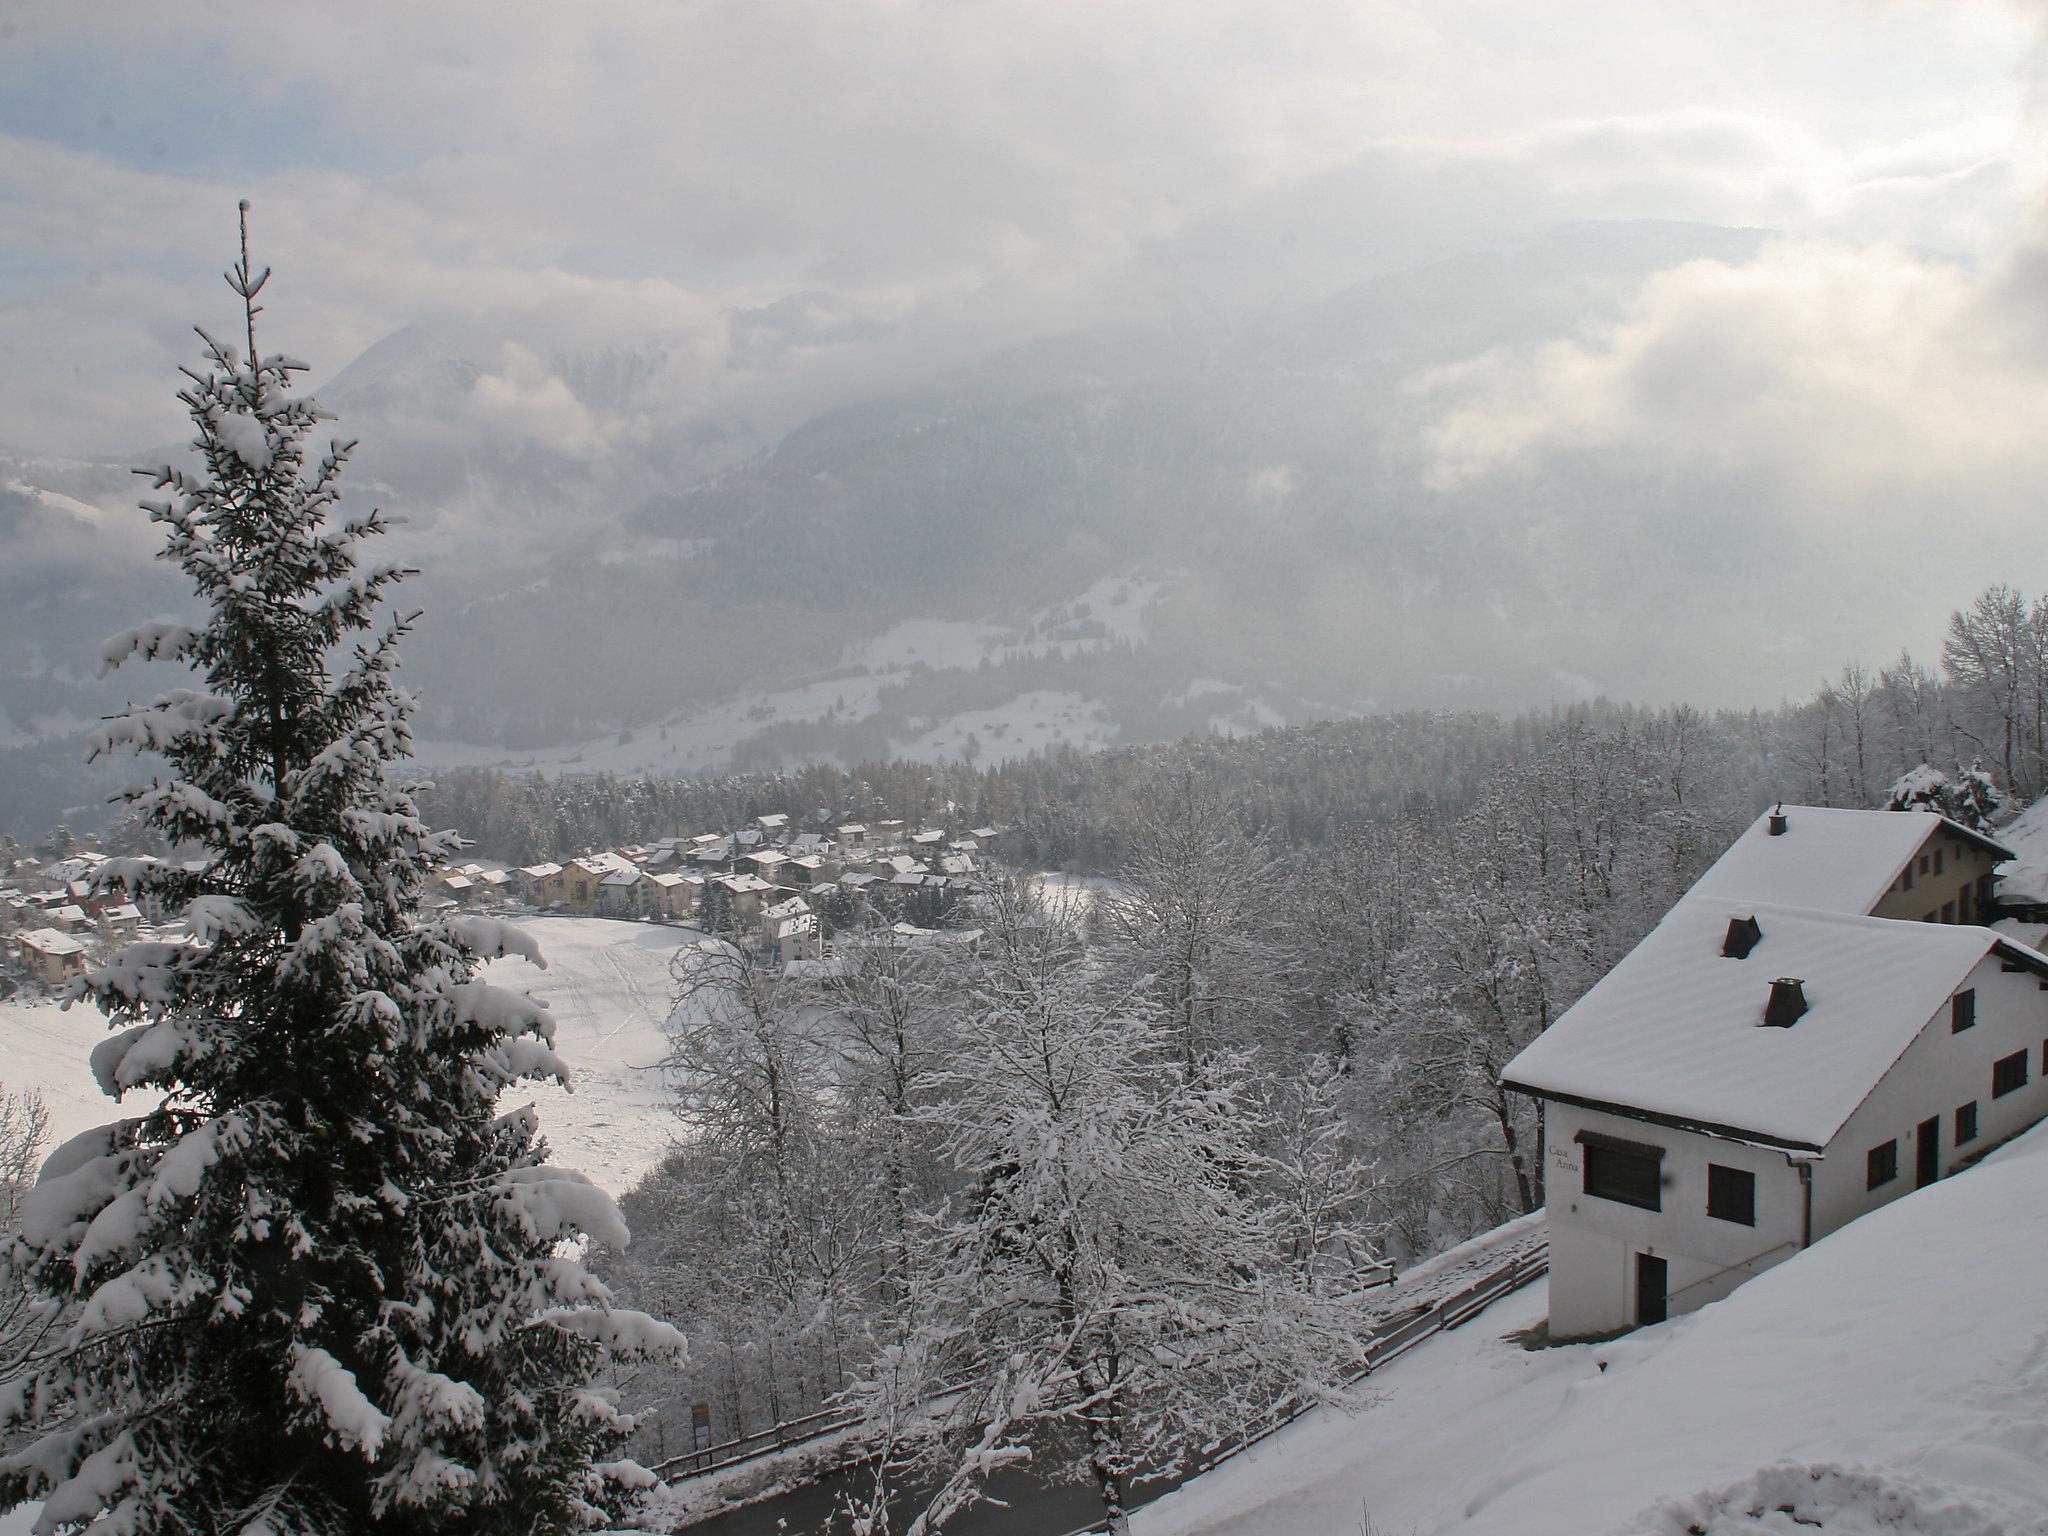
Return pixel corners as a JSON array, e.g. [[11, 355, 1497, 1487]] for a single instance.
[[492, 1167, 630, 1251], [535, 1303, 687, 1362], [449, 982, 555, 1046], [85, 691, 234, 758], [96, 622, 203, 678], [447, 916, 547, 971], [286, 1345, 391, 1459]]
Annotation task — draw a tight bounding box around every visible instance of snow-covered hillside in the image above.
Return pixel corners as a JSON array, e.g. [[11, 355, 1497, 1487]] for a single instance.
[[0, 914, 685, 1199], [1139, 1122, 2048, 1535], [475, 915, 686, 1195]]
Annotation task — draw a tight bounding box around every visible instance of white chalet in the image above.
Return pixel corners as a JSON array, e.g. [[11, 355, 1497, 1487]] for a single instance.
[[1503, 805, 2048, 1339]]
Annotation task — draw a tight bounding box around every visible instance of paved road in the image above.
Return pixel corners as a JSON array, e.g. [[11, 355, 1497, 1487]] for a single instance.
[[669, 1220, 1548, 1536]]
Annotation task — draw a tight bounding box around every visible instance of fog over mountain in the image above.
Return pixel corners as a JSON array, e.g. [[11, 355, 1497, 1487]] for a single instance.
[[3, 1, 2046, 833]]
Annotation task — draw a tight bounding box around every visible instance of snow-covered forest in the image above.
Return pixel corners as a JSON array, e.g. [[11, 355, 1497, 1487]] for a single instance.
[[9, 2, 2048, 1529]]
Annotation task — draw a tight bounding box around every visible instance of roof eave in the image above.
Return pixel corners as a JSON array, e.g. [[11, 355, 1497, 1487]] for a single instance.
[[1500, 1079, 1828, 1154]]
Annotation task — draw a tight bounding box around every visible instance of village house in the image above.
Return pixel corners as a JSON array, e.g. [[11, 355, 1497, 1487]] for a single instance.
[[714, 872, 774, 928], [773, 909, 821, 968], [648, 871, 697, 921], [1503, 805, 2048, 1339], [836, 823, 869, 855], [99, 903, 142, 937], [744, 849, 790, 880], [514, 862, 565, 906], [564, 853, 637, 909], [17, 926, 87, 987], [598, 867, 649, 918], [46, 904, 90, 934]]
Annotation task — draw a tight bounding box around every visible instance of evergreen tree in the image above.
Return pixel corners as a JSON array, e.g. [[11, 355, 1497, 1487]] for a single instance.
[[0, 208, 681, 1534]]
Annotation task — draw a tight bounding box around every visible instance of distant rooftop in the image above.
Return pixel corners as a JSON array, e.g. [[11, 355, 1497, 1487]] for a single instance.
[[1690, 805, 2010, 917]]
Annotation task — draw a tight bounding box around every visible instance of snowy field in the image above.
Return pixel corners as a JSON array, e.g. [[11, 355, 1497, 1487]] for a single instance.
[[0, 914, 686, 1199], [1137, 1121, 2048, 1535], [0, 992, 163, 1153], [475, 914, 691, 1196]]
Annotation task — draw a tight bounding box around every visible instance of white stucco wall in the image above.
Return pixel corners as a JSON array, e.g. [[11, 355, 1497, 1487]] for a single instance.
[[1542, 945, 2048, 1339], [1542, 1101, 1806, 1339], [1815, 951, 2048, 1234]]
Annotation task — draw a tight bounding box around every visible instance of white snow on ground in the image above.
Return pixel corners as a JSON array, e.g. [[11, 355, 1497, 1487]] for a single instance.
[[477, 915, 688, 1196], [1139, 1121, 2048, 1536], [0, 992, 163, 1152], [895, 688, 1117, 763], [0, 914, 683, 1199]]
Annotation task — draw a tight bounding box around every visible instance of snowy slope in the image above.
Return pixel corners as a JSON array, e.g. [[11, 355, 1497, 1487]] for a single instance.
[[0, 914, 685, 1198], [1139, 1122, 2048, 1536], [0, 993, 163, 1152], [475, 915, 689, 1196]]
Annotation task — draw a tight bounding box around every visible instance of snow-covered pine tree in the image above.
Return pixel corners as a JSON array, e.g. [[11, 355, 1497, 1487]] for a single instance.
[[0, 207, 682, 1535], [1884, 761, 2002, 828]]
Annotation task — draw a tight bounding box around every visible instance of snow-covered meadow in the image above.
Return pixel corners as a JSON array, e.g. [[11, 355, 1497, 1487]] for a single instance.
[[1136, 1121, 2048, 1536], [471, 914, 689, 1195], [0, 913, 687, 1199]]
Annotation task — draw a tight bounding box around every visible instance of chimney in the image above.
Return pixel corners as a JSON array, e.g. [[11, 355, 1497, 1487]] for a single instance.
[[1762, 977, 1808, 1028], [1767, 803, 1788, 837], [1722, 915, 1763, 959]]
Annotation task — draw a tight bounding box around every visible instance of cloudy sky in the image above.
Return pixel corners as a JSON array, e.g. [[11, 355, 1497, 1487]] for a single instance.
[[3, 0, 2042, 472]]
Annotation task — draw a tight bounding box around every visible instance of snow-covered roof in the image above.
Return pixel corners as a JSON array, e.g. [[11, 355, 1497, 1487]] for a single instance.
[[650, 872, 689, 888], [1689, 805, 2010, 917], [840, 872, 880, 889], [1503, 899, 2034, 1148], [837, 823, 867, 835], [719, 873, 771, 894], [1992, 795, 2048, 903], [19, 927, 86, 957], [441, 874, 474, 891], [757, 814, 789, 829], [746, 850, 788, 867], [100, 904, 141, 923], [476, 869, 511, 885], [518, 862, 563, 879], [910, 830, 945, 845], [599, 869, 644, 887], [763, 896, 809, 922], [970, 826, 999, 840]]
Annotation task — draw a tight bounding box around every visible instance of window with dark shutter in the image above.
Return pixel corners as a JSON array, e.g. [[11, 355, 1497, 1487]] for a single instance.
[[1867, 1140, 1898, 1190], [1952, 990, 1976, 1032], [1956, 1101, 1978, 1144], [1706, 1164, 1756, 1226], [1993, 1050, 2028, 1098], [1580, 1133, 1663, 1211]]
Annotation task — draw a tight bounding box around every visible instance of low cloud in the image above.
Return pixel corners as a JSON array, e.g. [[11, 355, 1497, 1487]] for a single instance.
[[1411, 236, 2048, 517]]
